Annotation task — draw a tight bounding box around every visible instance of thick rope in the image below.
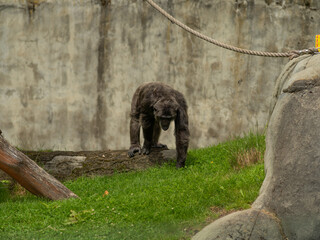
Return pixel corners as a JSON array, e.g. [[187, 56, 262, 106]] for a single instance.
[[145, 0, 319, 59]]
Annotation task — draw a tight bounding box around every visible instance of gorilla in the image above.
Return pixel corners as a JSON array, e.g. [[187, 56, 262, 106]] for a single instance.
[[128, 82, 190, 168]]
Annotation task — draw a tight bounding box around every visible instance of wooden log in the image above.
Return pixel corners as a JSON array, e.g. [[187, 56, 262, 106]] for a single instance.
[[20, 148, 177, 181], [0, 130, 78, 200]]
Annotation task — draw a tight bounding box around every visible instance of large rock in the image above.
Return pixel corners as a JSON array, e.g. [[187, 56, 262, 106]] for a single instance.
[[192, 209, 285, 240], [253, 54, 320, 239], [193, 54, 320, 240]]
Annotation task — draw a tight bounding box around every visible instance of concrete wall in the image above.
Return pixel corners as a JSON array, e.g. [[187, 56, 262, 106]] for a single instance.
[[0, 0, 319, 151]]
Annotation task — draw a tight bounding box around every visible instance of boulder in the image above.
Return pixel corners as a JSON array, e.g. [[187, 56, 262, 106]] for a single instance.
[[193, 54, 320, 240], [192, 209, 284, 240]]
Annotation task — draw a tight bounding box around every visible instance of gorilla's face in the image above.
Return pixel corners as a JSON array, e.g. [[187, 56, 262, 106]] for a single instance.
[[159, 117, 172, 131], [153, 98, 178, 131]]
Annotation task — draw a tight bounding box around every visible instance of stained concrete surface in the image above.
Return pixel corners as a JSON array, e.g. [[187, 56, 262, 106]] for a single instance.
[[0, 0, 319, 150]]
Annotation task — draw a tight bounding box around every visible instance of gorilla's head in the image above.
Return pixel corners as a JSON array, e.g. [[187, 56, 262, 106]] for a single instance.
[[153, 97, 179, 131]]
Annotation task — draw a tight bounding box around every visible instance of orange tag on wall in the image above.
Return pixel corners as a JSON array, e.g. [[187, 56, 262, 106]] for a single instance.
[[316, 35, 320, 49]]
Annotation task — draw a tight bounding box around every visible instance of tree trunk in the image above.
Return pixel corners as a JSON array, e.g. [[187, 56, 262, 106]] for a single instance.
[[20, 148, 176, 181], [0, 131, 78, 200]]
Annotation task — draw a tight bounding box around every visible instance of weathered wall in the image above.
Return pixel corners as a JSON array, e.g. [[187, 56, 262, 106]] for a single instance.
[[0, 0, 319, 151]]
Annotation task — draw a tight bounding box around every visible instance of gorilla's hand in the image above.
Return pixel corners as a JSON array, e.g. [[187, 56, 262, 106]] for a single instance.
[[141, 142, 152, 155], [128, 145, 141, 157]]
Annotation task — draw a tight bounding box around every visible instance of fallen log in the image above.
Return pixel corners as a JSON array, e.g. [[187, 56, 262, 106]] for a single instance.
[[21, 148, 176, 181], [0, 130, 78, 200]]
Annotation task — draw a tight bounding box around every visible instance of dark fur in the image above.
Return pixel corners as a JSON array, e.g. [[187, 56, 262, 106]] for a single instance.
[[128, 82, 190, 168]]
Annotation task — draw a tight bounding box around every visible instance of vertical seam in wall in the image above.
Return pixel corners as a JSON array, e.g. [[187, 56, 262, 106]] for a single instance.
[[95, 1, 109, 149]]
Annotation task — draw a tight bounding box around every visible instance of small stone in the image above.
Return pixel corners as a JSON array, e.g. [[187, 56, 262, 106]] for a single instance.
[[44, 156, 86, 176]]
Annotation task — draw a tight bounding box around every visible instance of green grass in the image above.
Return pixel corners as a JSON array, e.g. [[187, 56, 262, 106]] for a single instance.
[[0, 133, 265, 240]]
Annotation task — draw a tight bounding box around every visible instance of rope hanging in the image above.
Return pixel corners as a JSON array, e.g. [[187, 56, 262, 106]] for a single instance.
[[145, 0, 319, 59]]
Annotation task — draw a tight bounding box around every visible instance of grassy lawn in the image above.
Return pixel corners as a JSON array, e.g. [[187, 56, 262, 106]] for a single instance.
[[0, 133, 265, 240]]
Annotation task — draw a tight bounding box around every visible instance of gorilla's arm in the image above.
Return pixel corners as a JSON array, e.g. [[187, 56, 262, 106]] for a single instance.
[[175, 107, 190, 168], [128, 115, 141, 157], [128, 89, 142, 157], [140, 113, 154, 155]]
